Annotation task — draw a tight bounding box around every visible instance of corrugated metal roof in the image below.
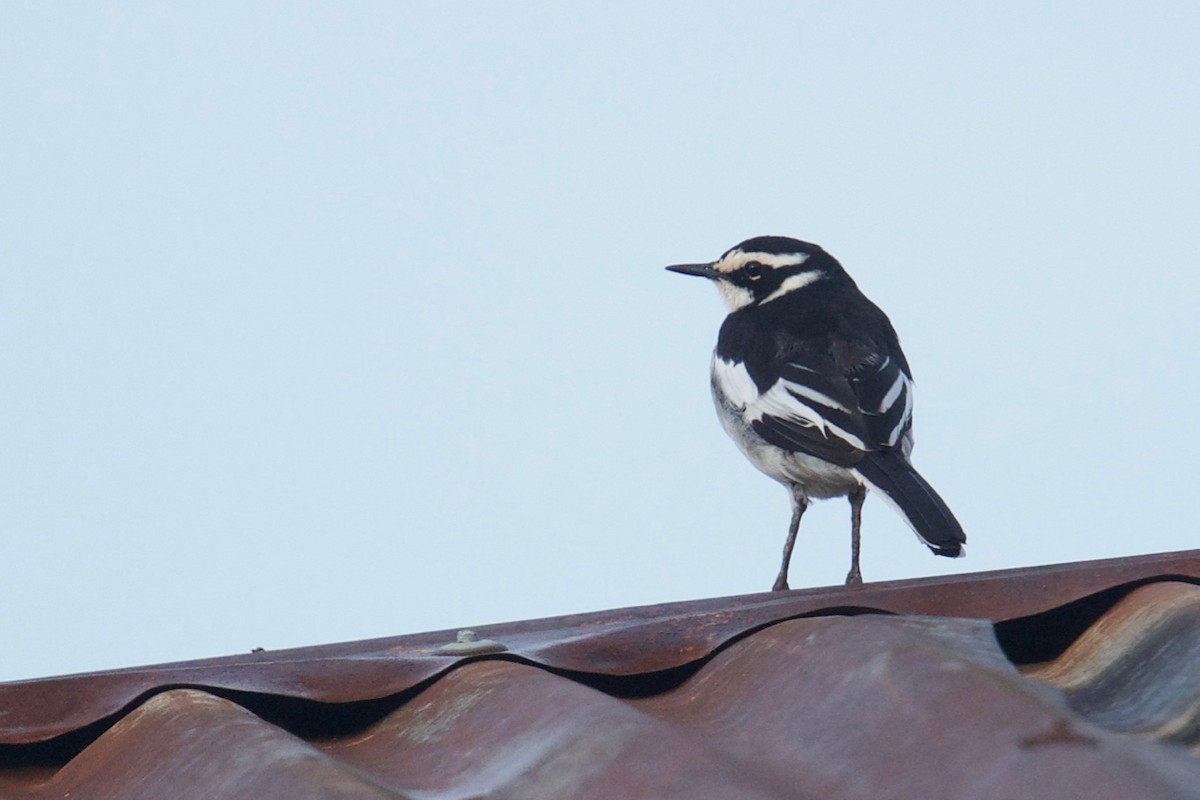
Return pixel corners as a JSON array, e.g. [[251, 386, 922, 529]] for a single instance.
[[1023, 580, 1200, 751], [0, 549, 1197, 799]]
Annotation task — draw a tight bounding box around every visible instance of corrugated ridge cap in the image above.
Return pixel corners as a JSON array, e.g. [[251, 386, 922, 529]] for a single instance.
[[0, 548, 1196, 745], [15, 613, 1200, 800]]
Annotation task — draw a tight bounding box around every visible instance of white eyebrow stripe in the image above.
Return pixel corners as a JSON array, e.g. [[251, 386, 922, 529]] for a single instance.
[[753, 252, 811, 269], [714, 250, 811, 274], [757, 269, 823, 305]]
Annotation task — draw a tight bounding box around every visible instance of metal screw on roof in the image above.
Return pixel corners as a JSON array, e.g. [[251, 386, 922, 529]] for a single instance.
[[433, 629, 508, 656]]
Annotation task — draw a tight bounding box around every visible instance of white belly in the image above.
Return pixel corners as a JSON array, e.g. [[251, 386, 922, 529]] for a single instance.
[[712, 380, 861, 501]]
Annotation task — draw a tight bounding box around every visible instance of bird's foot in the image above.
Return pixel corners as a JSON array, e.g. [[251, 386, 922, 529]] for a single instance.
[[771, 575, 790, 592], [844, 568, 862, 586]]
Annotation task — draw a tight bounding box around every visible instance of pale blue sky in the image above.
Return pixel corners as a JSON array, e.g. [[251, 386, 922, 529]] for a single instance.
[[2, 3, 1198, 681]]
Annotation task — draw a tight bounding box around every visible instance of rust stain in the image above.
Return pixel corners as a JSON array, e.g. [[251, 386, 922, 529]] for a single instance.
[[1019, 718, 1099, 749]]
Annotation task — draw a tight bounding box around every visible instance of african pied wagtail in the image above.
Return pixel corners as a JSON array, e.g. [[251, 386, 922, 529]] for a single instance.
[[667, 236, 965, 589]]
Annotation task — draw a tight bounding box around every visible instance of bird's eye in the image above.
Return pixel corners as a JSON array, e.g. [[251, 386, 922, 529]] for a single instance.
[[745, 262, 764, 280]]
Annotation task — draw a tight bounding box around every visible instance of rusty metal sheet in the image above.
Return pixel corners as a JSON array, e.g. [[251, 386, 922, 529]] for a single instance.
[[1, 689, 409, 800], [628, 616, 1200, 800], [0, 549, 1196, 745], [3, 614, 1197, 800], [319, 660, 802, 800], [1024, 581, 1200, 744]]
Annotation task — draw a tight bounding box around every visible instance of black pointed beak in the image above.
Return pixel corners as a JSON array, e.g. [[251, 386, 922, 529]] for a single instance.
[[665, 262, 720, 280]]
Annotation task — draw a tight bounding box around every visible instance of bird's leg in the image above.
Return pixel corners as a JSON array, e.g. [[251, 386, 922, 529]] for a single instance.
[[845, 485, 866, 585], [772, 491, 808, 592]]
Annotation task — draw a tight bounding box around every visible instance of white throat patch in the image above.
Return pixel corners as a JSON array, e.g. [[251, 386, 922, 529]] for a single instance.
[[716, 281, 754, 311]]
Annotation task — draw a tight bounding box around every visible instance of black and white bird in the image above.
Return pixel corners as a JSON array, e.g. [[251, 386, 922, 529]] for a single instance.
[[667, 236, 965, 589]]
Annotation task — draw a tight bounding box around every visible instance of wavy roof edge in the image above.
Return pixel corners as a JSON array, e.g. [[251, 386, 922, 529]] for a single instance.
[[0, 548, 1197, 746]]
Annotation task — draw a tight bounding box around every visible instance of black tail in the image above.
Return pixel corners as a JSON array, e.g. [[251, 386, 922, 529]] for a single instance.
[[852, 452, 966, 557]]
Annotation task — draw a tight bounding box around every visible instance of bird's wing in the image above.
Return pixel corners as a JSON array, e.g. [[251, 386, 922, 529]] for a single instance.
[[713, 357, 869, 467], [713, 351, 913, 467], [845, 353, 914, 450]]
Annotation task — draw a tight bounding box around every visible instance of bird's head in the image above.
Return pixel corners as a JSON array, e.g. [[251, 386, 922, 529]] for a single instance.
[[666, 236, 840, 312]]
